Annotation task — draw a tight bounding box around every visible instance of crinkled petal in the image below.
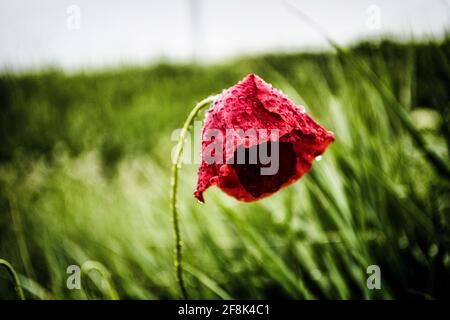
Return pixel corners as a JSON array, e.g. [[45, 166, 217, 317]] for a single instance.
[[195, 73, 335, 202]]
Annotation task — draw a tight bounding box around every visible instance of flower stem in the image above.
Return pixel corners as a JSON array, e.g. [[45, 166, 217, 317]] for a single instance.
[[81, 260, 119, 300], [170, 95, 216, 299], [0, 258, 25, 300]]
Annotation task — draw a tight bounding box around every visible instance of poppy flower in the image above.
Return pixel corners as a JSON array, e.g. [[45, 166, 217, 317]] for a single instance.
[[194, 73, 335, 202]]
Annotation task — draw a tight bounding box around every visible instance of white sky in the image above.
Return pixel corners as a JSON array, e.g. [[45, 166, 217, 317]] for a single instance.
[[0, 0, 448, 71]]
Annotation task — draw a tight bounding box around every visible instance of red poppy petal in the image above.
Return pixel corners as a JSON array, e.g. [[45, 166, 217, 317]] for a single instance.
[[195, 73, 335, 202]]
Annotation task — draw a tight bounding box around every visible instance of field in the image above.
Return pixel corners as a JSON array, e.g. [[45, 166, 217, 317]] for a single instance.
[[0, 38, 449, 299]]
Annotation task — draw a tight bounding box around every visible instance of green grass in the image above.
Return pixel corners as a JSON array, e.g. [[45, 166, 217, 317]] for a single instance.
[[0, 38, 449, 299]]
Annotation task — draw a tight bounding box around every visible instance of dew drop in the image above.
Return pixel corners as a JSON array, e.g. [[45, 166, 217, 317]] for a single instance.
[[315, 155, 323, 161], [209, 176, 218, 184], [219, 165, 230, 177]]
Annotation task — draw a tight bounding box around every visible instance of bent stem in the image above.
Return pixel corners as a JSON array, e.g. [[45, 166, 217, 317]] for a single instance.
[[0, 258, 25, 300], [81, 260, 119, 300], [170, 95, 216, 299]]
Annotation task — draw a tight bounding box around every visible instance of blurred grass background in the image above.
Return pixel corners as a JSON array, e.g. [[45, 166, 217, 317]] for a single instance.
[[0, 38, 449, 299]]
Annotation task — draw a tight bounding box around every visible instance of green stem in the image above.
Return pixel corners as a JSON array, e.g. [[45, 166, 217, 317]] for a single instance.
[[0, 258, 25, 300], [81, 260, 119, 300], [170, 95, 216, 299]]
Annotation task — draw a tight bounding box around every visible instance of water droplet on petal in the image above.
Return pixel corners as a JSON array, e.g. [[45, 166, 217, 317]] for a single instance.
[[219, 165, 230, 176], [315, 155, 323, 161], [210, 176, 218, 184]]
